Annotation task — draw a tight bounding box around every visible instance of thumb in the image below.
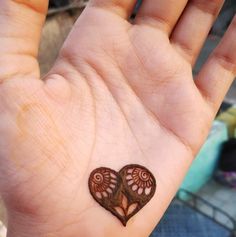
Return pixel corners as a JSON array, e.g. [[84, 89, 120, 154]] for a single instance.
[[0, 0, 48, 82]]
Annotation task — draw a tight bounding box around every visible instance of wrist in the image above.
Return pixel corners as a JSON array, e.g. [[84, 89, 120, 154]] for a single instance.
[[6, 210, 154, 237]]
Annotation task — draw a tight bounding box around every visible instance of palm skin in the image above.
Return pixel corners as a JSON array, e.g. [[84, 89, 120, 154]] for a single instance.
[[0, 1, 235, 237]]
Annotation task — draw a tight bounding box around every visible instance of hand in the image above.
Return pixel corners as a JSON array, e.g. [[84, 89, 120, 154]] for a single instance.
[[0, 0, 235, 236]]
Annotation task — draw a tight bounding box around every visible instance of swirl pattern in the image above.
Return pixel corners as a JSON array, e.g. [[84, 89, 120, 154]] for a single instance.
[[89, 168, 118, 199], [126, 167, 154, 195]]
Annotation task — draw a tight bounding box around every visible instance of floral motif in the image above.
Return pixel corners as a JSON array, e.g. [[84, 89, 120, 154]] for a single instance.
[[90, 168, 117, 199], [126, 167, 154, 195]]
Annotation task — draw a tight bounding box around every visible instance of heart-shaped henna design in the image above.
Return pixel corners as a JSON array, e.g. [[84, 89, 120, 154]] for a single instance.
[[88, 164, 156, 226]]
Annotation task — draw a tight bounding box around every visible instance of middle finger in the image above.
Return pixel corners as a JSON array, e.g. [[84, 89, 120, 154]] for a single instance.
[[134, 0, 188, 35]]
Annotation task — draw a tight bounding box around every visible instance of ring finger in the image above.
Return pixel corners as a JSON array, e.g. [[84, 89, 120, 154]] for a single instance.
[[171, 0, 225, 65]]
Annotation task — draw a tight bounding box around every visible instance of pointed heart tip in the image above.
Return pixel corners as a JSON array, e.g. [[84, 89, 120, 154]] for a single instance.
[[121, 220, 127, 227]]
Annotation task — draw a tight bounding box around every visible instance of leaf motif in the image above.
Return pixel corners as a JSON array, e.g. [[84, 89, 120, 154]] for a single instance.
[[114, 206, 125, 217], [127, 203, 138, 216], [121, 193, 128, 211]]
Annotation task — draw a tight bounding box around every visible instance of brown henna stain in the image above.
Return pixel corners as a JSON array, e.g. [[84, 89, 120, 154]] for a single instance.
[[12, 0, 47, 14], [88, 164, 156, 226], [10, 103, 69, 172]]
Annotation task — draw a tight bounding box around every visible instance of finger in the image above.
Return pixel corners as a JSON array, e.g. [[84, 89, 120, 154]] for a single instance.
[[134, 0, 188, 35], [88, 0, 137, 19], [171, 0, 225, 65], [195, 16, 236, 112], [0, 0, 48, 81]]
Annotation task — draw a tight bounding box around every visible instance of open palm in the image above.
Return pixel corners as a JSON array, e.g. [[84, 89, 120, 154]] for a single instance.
[[0, 1, 235, 236]]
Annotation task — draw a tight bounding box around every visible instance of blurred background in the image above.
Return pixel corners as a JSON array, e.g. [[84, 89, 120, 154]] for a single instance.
[[0, 1, 236, 237]]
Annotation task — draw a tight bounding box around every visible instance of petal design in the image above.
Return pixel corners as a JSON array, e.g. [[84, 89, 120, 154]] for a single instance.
[[125, 166, 155, 196], [89, 167, 118, 199]]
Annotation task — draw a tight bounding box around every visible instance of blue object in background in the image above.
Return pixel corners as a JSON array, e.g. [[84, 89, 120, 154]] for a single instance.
[[133, 0, 142, 14], [179, 121, 228, 200], [150, 201, 231, 237]]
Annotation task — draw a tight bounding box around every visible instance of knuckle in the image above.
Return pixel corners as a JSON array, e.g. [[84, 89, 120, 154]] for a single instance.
[[191, 0, 224, 16], [212, 52, 236, 75]]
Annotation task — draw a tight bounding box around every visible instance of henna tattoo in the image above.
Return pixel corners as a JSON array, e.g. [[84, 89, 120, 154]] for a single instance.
[[88, 164, 156, 226]]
